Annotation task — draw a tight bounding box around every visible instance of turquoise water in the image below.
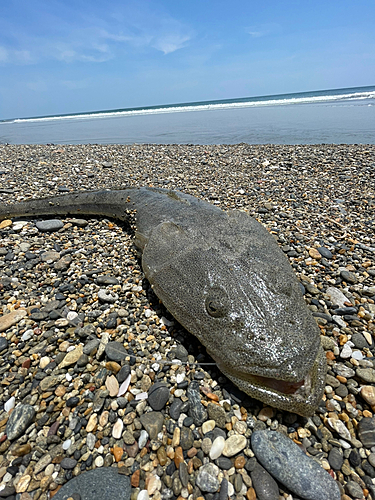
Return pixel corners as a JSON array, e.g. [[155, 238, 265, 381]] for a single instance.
[[1, 85, 374, 144]]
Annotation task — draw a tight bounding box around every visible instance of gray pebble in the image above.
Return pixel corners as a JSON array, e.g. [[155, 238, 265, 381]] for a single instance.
[[105, 341, 127, 361], [140, 411, 164, 440], [195, 464, 220, 493], [187, 381, 207, 426], [60, 457, 77, 469], [98, 289, 119, 303], [148, 382, 170, 411], [358, 417, 375, 448], [0, 337, 8, 351], [36, 219, 64, 232], [6, 404, 36, 440], [328, 447, 344, 470], [251, 430, 340, 500]]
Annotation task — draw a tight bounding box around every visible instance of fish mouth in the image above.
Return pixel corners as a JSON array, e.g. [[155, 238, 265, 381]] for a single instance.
[[214, 344, 326, 416]]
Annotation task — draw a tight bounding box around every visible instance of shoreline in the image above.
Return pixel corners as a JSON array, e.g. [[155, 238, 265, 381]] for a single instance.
[[0, 144, 375, 500]]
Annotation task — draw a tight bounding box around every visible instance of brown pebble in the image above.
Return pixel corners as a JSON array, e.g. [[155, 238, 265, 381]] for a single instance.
[[12, 443, 31, 456], [192, 457, 202, 470], [336, 375, 347, 384], [0, 220, 12, 229], [187, 447, 197, 458], [21, 359, 31, 369], [113, 445, 124, 462], [131, 469, 140, 488], [105, 361, 121, 373], [246, 487, 256, 500], [257, 407, 276, 421], [361, 386, 375, 406], [157, 446, 167, 466], [187, 460, 194, 474], [174, 446, 184, 468], [234, 456, 246, 469], [309, 248, 322, 260], [54, 385, 67, 397]]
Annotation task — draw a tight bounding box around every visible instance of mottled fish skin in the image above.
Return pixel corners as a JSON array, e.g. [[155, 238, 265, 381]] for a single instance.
[[0, 187, 326, 415]]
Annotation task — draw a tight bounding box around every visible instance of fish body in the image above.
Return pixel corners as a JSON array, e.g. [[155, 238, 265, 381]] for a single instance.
[[0, 187, 326, 415]]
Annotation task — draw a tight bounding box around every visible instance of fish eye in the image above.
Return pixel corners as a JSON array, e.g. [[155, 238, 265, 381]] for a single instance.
[[205, 287, 229, 318]]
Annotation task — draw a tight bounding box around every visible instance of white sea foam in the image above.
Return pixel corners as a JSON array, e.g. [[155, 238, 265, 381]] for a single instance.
[[7, 88, 375, 124]]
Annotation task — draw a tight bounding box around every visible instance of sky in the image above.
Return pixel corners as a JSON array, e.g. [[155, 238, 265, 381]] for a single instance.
[[0, 0, 374, 119]]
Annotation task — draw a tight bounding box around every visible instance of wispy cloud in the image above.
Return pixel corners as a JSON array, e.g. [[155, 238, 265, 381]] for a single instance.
[[247, 23, 281, 38], [152, 33, 191, 54], [0, 45, 33, 64], [0, 3, 193, 66]]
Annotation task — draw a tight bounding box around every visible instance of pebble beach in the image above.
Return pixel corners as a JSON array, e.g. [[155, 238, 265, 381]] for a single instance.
[[0, 143, 375, 500]]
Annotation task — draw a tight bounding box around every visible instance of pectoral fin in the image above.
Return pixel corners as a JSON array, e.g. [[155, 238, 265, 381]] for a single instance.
[[142, 221, 192, 279]]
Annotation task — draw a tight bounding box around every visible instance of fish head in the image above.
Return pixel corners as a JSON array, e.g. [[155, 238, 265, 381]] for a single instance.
[[143, 217, 326, 416]]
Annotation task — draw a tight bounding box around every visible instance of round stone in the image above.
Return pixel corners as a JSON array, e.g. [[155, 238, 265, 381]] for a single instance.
[[223, 435, 247, 457], [195, 464, 220, 493], [98, 289, 119, 304], [148, 382, 170, 411], [36, 220, 64, 232]]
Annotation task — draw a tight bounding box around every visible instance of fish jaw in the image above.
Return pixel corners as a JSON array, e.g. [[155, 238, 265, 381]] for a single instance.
[[214, 344, 327, 416]]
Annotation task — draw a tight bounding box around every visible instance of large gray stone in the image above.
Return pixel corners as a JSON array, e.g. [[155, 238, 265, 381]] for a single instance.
[[53, 467, 131, 500], [251, 430, 340, 500], [36, 220, 64, 232]]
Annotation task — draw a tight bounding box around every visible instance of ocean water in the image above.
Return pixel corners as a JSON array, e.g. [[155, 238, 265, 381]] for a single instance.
[[0, 86, 374, 145]]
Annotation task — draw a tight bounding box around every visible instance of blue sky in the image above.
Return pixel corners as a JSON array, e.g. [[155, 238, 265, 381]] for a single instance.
[[0, 0, 374, 119]]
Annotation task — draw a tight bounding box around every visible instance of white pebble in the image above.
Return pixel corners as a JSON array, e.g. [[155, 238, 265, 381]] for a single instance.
[[45, 464, 55, 476], [352, 350, 364, 360], [21, 329, 34, 341], [2, 472, 12, 483], [112, 418, 124, 439], [137, 490, 149, 500], [65, 373, 72, 382], [4, 396, 15, 412], [176, 373, 185, 384], [67, 311, 78, 321], [340, 344, 353, 359], [86, 433, 96, 450], [94, 456, 104, 467], [135, 392, 148, 400], [139, 430, 149, 448], [144, 309, 152, 318], [227, 482, 234, 497], [62, 439, 72, 450], [209, 436, 225, 460]]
